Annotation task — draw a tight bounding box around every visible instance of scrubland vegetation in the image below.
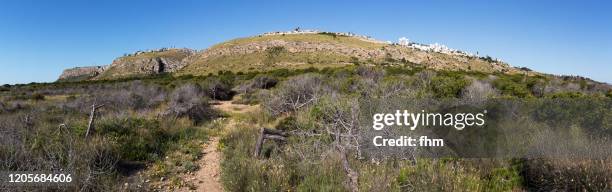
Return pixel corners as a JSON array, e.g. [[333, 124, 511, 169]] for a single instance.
[[216, 65, 612, 191], [0, 77, 230, 190], [1, 63, 611, 191]]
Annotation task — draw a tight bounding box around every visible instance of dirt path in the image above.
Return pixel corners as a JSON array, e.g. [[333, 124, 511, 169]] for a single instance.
[[185, 100, 257, 192], [192, 137, 223, 192]]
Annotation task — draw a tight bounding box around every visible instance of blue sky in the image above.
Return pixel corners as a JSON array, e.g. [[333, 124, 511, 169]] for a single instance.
[[0, 0, 610, 84]]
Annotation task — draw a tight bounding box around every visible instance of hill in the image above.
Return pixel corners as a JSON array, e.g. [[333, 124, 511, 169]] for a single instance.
[[58, 48, 195, 81], [58, 30, 558, 81], [178, 32, 525, 76]]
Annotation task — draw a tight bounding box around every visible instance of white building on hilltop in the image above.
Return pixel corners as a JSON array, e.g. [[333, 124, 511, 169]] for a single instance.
[[398, 37, 411, 46], [398, 37, 478, 58]]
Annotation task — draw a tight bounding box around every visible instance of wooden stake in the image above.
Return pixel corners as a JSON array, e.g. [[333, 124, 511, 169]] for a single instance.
[[85, 103, 104, 138], [254, 128, 265, 158], [253, 128, 289, 158]]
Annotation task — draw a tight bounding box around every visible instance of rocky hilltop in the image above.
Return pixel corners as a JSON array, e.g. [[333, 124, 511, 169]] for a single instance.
[[58, 66, 107, 81], [96, 48, 195, 80], [59, 30, 531, 81], [58, 48, 195, 81]]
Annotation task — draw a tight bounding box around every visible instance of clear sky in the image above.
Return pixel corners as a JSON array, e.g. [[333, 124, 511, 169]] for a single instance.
[[0, 0, 610, 84]]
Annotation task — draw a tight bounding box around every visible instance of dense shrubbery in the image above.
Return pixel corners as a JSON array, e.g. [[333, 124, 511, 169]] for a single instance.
[[493, 75, 532, 98], [235, 75, 278, 94], [2, 64, 611, 191], [202, 77, 235, 100], [262, 74, 327, 115], [222, 66, 612, 191], [431, 73, 470, 98], [98, 118, 168, 161], [396, 159, 522, 191], [461, 80, 498, 102], [166, 84, 216, 124], [31, 93, 45, 100], [221, 119, 348, 192], [521, 159, 612, 191], [0, 79, 216, 190]]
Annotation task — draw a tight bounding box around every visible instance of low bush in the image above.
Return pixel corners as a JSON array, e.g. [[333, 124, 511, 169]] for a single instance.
[[396, 159, 522, 192], [202, 77, 234, 100], [234, 75, 278, 94], [262, 74, 327, 115], [30, 93, 45, 100], [0, 84, 10, 92], [98, 118, 168, 161], [275, 116, 299, 131], [231, 91, 260, 105], [220, 123, 346, 191], [461, 80, 497, 102], [493, 76, 531, 98], [356, 66, 385, 82], [166, 84, 216, 124], [430, 74, 470, 98], [521, 159, 612, 191]]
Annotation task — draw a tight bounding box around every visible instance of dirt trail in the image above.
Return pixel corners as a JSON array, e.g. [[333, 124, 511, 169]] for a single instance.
[[191, 137, 222, 192], [186, 100, 257, 192]]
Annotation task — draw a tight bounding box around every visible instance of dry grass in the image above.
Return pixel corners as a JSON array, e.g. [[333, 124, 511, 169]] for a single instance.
[[211, 33, 386, 50], [178, 50, 352, 76]]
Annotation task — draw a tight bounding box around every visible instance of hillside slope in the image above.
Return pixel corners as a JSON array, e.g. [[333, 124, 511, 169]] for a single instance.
[[177, 33, 524, 76], [57, 31, 542, 81], [58, 66, 107, 82], [96, 48, 195, 80], [58, 48, 195, 81]]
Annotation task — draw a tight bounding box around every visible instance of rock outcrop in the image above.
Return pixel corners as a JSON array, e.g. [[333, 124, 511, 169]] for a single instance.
[[95, 48, 195, 79], [58, 66, 108, 81]]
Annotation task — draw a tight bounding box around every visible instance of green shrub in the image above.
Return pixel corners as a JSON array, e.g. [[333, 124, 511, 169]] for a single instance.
[[430, 74, 470, 98], [521, 159, 612, 191], [221, 123, 347, 191], [481, 55, 495, 63], [31, 93, 45, 101], [547, 91, 585, 98], [396, 159, 522, 192], [98, 118, 169, 161], [318, 32, 338, 38], [484, 166, 523, 191], [167, 84, 217, 124], [0, 84, 9, 92], [295, 159, 346, 192], [396, 159, 483, 191], [493, 76, 531, 98], [385, 66, 420, 76], [202, 77, 234, 100], [268, 68, 291, 77], [275, 116, 299, 131], [265, 46, 286, 65]]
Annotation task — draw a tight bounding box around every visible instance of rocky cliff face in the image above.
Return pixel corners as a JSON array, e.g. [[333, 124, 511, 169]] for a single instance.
[[58, 66, 107, 81], [95, 48, 195, 79]]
